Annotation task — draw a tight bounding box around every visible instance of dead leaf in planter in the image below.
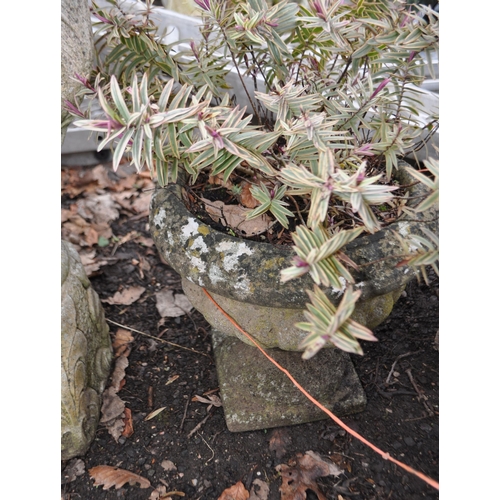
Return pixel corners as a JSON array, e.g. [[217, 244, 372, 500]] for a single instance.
[[209, 172, 234, 188], [202, 197, 273, 236], [155, 289, 193, 317], [103, 286, 146, 305], [89, 465, 151, 490], [218, 481, 249, 500], [249, 479, 269, 500], [239, 182, 260, 209], [269, 428, 291, 459], [277, 451, 343, 500]]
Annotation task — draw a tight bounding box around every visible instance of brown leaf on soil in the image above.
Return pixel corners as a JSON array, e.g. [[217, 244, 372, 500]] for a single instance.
[[137, 236, 155, 247], [120, 411, 133, 436], [218, 481, 250, 500], [239, 182, 260, 208], [131, 190, 153, 215], [110, 355, 129, 391], [192, 394, 222, 412], [89, 465, 151, 490], [277, 451, 343, 500], [76, 193, 121, 225], [103, 286, 146, 305], [121, 407, 134, 438], [269, 428, 291, 459], [101, 387, 125, 424], [101, 355, 129, 441], [161, 460, 177, 472], [155, 289, 193, 317], [78, 248, 109, 276], [61, 213, 107, 248], [249, 479, 269, 500], [113, 329, 134, 357], [202, 197, 273, 236]]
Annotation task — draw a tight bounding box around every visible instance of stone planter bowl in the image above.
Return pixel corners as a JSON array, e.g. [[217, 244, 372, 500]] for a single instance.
[[149, 160, 437, 351], [149, 160, 437, 431]]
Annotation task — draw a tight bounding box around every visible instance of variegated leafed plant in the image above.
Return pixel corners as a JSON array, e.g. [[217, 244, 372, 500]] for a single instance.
[[67, 0, 439, 356]]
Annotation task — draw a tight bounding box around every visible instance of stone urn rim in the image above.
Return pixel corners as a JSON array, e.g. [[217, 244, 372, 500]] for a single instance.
[[149, 159, 437, 309]]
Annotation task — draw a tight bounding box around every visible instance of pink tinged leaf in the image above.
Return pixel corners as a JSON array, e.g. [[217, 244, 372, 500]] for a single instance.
[[370, 78, 391, 100]]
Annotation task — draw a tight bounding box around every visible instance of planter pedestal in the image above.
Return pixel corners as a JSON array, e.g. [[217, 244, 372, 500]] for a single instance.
[[212, 331, 366, 432]]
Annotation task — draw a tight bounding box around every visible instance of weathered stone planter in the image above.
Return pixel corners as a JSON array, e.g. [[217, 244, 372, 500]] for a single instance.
[[149, 161, 437, 431]]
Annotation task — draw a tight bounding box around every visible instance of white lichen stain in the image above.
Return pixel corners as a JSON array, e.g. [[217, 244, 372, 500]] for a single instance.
[[181, 217, 201, 243], [216, 241, 254, 271], [153, 208, 167, 228], [208, 264, 225, 285], [331, 276, 347, 296], [233, 276, 251, 297], [191, 236, 208, 254]]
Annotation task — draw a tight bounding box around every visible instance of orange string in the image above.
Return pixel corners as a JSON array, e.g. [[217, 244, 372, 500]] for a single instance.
[[202, 287, 439, 491]]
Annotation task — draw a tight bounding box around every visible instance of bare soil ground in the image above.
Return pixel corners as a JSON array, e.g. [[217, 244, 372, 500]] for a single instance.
[[61, 160, 439, 500]]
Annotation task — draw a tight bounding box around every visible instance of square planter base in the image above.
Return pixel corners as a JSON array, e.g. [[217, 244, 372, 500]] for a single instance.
[[212, 330, 367, 432]]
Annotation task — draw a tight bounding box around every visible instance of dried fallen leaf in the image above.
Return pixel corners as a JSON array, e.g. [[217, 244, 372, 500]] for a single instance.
[[113, 329, 134, 357], [89, 465, 151, 490], [137, 236, 155, 247], [269, 428, 291, 459], [155, 289, 193, 317], [62, 213, 106, 247], [161, 460, 177, 472], [109, 356, 129, 391], [165, 374, 180, 385], [192, 394, 222, 412], [249, 479, 269, 500], [103, 286, 146, 305], [100, 391, 123, 424], [218, 481, 250, 500], [100, 355, 129, 441], [202, 197, 273, 236], [239, 182, 260, 208], [277, 451, 343, 500], [149, 484, 167, 500], [121, 407, 134, 438], [131, 191, 152, 215], [76, 193, 121, 225], [145, 407, 167, 421], [208, 172, 234, 188]]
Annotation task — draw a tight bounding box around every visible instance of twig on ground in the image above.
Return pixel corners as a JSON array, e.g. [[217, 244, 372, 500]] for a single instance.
[[148, 386, 153, 409], [187, 412, 211, 439], [200, 435, 215, 465], [180, 394, 191, 432], [376, 386, 417, 400], [405, 369, 435, 416], [106, 319, 211, 358], [385, 351, 422, 385]]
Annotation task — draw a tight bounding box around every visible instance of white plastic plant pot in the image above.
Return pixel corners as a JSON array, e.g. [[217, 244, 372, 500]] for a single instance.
[[62, 0, 439, 162]]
